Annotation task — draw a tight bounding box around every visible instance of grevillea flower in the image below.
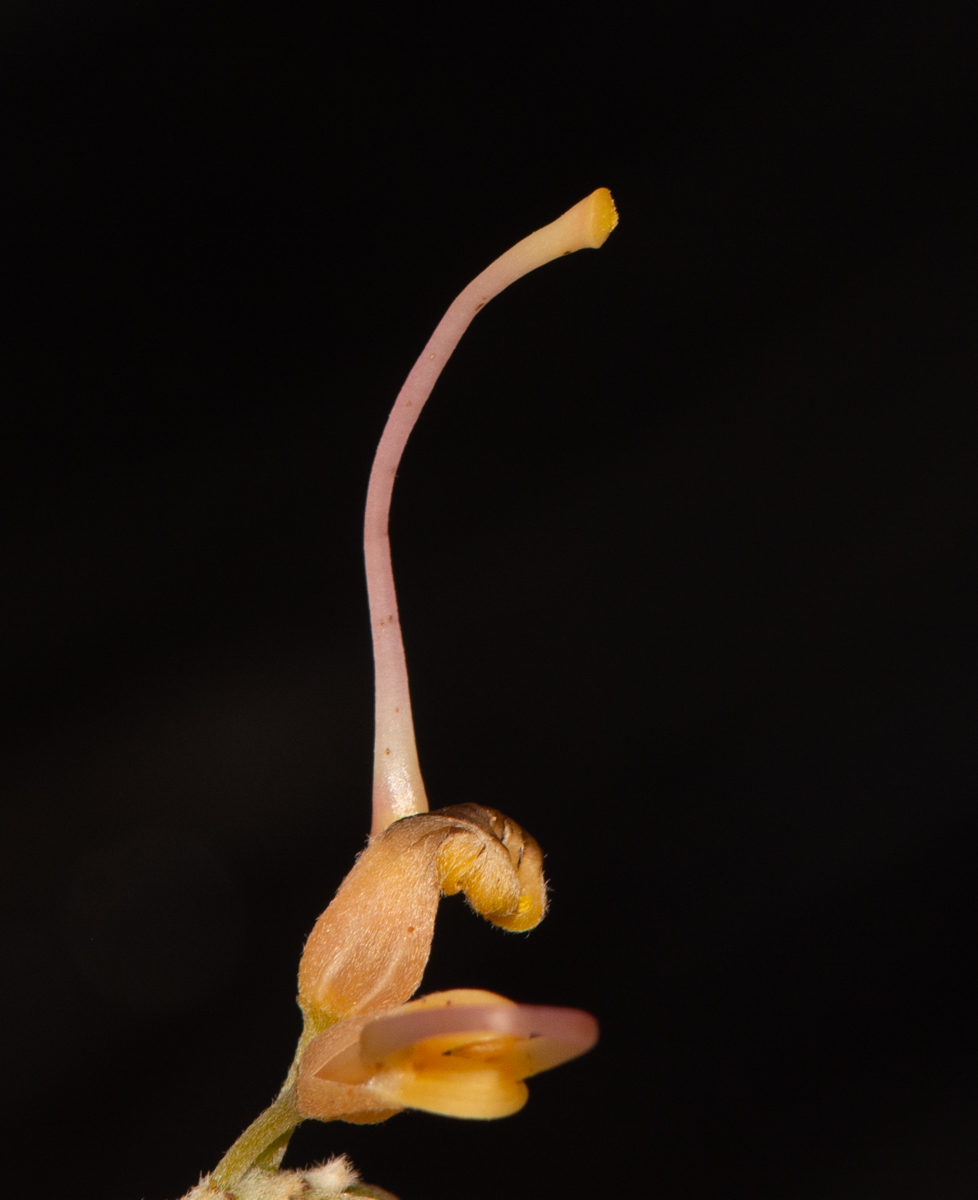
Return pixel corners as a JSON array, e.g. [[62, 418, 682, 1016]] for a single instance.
[[196, 189, 617, 1199]]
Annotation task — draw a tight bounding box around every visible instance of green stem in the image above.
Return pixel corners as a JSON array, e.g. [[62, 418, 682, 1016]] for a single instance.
[[209, 1009, 338, 1191], [210, 1089, 301, 1190]]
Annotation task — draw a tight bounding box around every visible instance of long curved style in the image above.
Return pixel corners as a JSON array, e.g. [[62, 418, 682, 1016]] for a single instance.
[[365, 188, 619, 835]]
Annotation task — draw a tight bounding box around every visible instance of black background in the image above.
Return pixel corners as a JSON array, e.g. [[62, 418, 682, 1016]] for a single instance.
[[2, 4, 978, 1198]]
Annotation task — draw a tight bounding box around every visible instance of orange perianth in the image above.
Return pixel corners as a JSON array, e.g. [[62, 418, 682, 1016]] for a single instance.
[[297, 820, 442, 1022], [297, 806, 547, 1023]]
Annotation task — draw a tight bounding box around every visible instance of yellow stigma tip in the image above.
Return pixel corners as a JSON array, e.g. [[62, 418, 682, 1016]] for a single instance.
[[586, 187, 619, 248]]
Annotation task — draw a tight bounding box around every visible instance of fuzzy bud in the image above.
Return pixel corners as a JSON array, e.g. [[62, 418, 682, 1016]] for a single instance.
[[297, 805, 546, 1023]]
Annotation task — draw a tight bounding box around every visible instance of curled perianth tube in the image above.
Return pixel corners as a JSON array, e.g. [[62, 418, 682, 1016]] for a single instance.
[[297, 804, 547, 1024]]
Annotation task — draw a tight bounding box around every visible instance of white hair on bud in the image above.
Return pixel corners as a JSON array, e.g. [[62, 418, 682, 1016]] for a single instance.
[[302, 1154, 361, 1193], [178, 1155, 360, 1200]]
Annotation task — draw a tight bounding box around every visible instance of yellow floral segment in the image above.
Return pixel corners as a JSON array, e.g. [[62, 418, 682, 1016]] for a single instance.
[[378, 1037, 529, 1119], [434, 805, 547, 931]]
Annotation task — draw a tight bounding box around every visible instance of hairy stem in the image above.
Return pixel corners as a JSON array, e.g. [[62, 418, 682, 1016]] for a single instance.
[[210, 1090, 301, 1191]]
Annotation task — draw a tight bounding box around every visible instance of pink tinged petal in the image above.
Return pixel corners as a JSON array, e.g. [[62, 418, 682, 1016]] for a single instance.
[[306, 989, 599, 1121], [361, 998, 599, 1078]]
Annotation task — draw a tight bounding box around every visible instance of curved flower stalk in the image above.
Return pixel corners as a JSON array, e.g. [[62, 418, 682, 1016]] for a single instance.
[[183, 189, 617, 1200]]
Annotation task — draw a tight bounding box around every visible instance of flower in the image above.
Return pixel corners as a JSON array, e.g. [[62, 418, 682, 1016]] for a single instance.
[[201, 187, 617, 1195]]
